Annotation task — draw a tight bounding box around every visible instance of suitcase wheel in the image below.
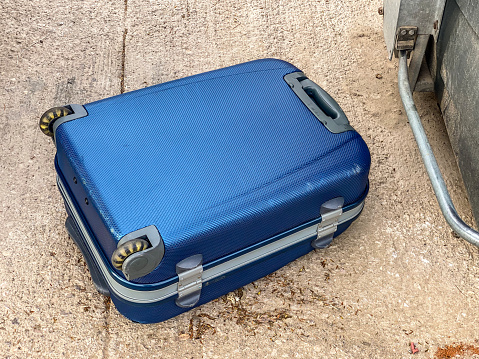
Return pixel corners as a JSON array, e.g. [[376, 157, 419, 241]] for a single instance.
[[39, 106, 72, 137], [111, 239, 150, 270]]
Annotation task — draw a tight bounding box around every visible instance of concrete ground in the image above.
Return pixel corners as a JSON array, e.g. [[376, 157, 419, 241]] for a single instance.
[[1, 0, 478, 358]]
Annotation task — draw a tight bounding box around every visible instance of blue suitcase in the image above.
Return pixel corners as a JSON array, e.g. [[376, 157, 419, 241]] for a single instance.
[[40, 59, 370, 323]]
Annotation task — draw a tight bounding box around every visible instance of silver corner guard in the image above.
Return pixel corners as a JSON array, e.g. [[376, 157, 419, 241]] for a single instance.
[[398, 50, 479, 248]]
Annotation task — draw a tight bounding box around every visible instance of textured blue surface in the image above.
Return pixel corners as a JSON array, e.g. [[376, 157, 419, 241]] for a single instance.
[[55, 58, 371, 284]]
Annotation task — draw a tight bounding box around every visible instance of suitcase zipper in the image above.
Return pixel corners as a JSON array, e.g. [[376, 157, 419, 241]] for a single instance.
[[58, 175, 364, 304]]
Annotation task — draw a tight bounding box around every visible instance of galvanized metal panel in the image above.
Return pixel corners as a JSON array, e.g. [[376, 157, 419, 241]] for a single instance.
[[384, 0, 446, 59], [384, 0, 401, 59], [431, 0, 479, 224], [456, 0, 479, 37]]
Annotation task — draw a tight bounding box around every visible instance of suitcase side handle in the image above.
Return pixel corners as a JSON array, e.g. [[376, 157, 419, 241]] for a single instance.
[[284, 72, 354, 134]]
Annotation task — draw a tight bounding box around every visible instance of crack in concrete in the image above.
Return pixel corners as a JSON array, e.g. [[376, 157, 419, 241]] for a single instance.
[[120, 28, 128, 94], [120, 0, 128, 94]]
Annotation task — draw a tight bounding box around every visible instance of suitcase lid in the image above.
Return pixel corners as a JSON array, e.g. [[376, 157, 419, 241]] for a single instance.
[[54, 58, 370, 284]]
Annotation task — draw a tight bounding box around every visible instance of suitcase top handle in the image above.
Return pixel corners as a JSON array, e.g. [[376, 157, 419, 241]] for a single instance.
[[284, 72, 354, 134]]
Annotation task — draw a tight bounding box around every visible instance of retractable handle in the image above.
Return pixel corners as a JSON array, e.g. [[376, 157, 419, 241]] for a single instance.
[[398, 50, 479, 247], [284, 72, 354, 134]]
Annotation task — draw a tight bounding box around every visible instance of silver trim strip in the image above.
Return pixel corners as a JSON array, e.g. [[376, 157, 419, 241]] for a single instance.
[[57, 175, 364, 304], [203, 203, 363, 283]]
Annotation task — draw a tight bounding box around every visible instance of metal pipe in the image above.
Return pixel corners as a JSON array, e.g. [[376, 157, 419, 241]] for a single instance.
[[398, 50, 479, 247]]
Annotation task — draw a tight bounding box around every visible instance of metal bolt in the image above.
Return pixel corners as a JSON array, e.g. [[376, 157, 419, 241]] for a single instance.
[[401, 29, 407, 35], [409, 29, 415, 35]]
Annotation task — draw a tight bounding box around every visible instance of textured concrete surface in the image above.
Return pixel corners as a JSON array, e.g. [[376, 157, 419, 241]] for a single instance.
[[1, 1, 478, 358]]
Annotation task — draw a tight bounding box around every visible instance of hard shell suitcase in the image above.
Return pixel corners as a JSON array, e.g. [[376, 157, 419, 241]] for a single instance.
[[41, 59, 371, 323]]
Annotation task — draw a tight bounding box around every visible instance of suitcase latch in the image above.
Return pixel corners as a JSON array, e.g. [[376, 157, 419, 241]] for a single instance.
[[312, 197, 344, 249], [176, 254, 203, 308]]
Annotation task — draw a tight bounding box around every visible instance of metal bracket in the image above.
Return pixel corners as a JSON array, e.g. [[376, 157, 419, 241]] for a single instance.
[[395, 26, 418, 51], [383, 0, 447, 59], [311, 197, 344, 249], [175, 254, 203, 308]]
